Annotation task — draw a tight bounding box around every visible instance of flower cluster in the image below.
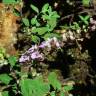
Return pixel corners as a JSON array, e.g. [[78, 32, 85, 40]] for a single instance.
[[19, 37, 61, 63], [90, 17, 96, 31]]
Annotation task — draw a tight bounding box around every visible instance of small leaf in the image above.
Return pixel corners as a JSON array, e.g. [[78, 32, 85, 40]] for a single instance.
[[22, 18, 30, 27], [31, 35, 40, 43], [64, 85, 73, 91], [32, 27, 48, 35], [13, 8, 21, 17], [79, 15, 85, 21], [2, 0, 17, 4], [47, 18, 57, 31], [0, 74, 12, 85], [50, 91, 56, 96], [31, 17, 37, 25], [48, 72, 61, 90], [30, 4, 39, 13], [1, 91, 9, 96], [8, 56, 17, 67], [82, 0, 90, 7], [42, 3, 49, 13], [60, 91, 65, 96], [85, 15, 90, 20]]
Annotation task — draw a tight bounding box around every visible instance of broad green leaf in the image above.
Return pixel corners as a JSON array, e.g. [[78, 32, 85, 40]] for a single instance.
[[79, 15, 85, 21], [0, 74, 12, 85], [20, 76, 50, 96], [22, 18, 30, 27], [60, 91, 65, 96], [48, 72, 61, 90], [30, 4, 39, 13], [48, 6, 52, 13], [85, 15, 90, 20], [2, 0, 17, 4], [32, 27, 48, 35], [51, 11, 60, 18], [42, 14, 50, 20], [42, 3, 49, 13], [8, 56, 17, 67], [31, 17, 37, 25], [79, 15, 89, 25], [82, 0, 90, 7], [64, 85, 73, 91], [50, 91, 56, 96], [31, 35, 40, 43], [1, 91, 9, 96], [47, 18, 57, 31]]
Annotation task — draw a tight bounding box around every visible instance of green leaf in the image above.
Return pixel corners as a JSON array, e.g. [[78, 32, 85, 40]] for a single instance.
[[85, 15, 90, 20], [31, 35, 40, 43], [20, 76, 50, 96], [30, 4, 39, 13], [32, 27, 48, 35], [79, 15, 85, 21], [64, 85, 73, 91], [8, 56, 17, 67], [2, 0, 17, 4], [82, 0, 90, 7], [60, 91, 65, 96], [79, 15, 90, 25], [22, 18, 30, 27], [50, 91, 56, 96], [48, 72, 61, 90], [13, 8, 21, 17], [0, 74, 12, 85], [42, 14, 50, 20], [47, 18, 57, 31], [1, 91, 9, 96], [43, 33, 60, 40], [31, 17, 37, 25], [42, 3, 49, 13]]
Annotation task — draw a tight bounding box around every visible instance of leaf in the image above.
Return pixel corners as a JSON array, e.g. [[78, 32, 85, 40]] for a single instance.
[[8, 56, 17, 67], [48, 72, 61, 90], [64, 85, 73, 91], [0, 74, 12, 85], [60, 91, 65, 96], [31, 17, 37, 25], [22, 18, 30, 27], [47, 18, 57, 31], [85, 15, 90, 20], [31, 35, 40, 43], [79, 15, 89, 25], [50, 91, 56, 96], [1, 91, 9, 96], [2, 0, 17, 4], [79, 15, 85, 21], [82, 0, 90, 7], [42, 3, 49, 13], [20, 76, 50, 96], [30, 4, 39, 13], [32, 27, 48, 35], [13, 8, 21, 17], [43, 33, 60, 40]]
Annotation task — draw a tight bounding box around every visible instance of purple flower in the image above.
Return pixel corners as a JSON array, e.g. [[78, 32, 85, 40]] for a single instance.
[[27, 45, 38, 53], [31, 51, 43, 60], [39, 41, 47, 48], [19, 55, 30, 62]]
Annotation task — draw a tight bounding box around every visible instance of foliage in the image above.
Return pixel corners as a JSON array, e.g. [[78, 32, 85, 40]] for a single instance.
[[22, 3, 60, 43], [0, 0, 95, 96]]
